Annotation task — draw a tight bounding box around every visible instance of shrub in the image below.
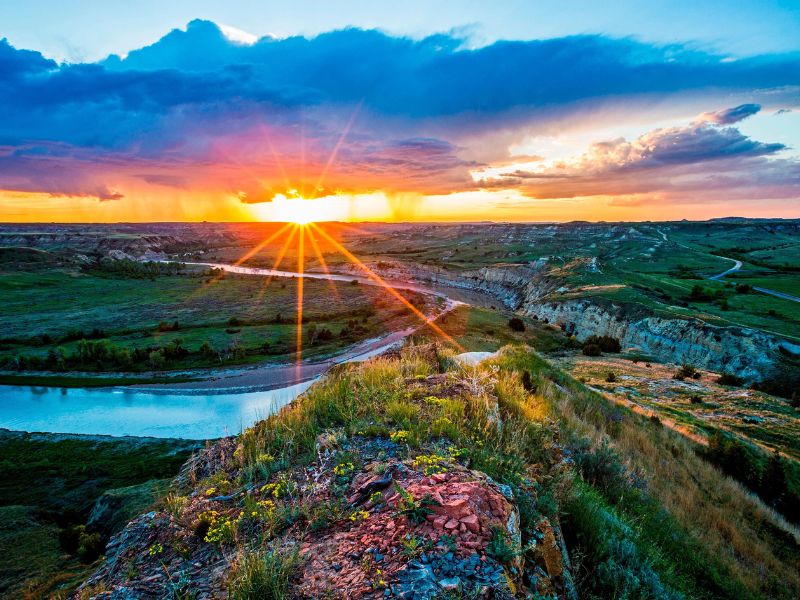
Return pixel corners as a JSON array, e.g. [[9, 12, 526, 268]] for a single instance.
[[486, 527, 517, 564], [157, 320, 180, 332], [584, 335, 621, 353], [228, 547, 300, 600], [674, 364, 700, 380], [572, 439, 628, 499], [508, 317, 525, 332], [605, 371, 617, 383], [582, 343, 602, 357], [394, 483, 439, 524], [704, 432, 761, 491], [520, 370, 537, 392], [717, 373, 743, 387], [76, 526, 104, 562], [689, 285, 719, 302]]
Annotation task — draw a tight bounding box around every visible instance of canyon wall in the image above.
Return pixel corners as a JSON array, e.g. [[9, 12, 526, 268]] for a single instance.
[[356, 260, 797, 381]]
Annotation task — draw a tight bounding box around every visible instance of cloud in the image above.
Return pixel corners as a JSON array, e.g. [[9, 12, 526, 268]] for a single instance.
[[137, 173, 187, 188], [0, 23, 798, 206], [0, 144, 125, 200], [478, 121, 797, 202], [98, 23, 800, 119], [697, 103, 761, 124]]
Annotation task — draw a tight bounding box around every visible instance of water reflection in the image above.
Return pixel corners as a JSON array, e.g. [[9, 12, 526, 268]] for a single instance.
[[0, 380, 316, 439]]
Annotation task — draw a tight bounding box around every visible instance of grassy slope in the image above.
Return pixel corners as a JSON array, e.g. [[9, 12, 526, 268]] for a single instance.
[[495, 347, 799, 600], [0, 266, 425, 371], [97, 340, 796, 600]]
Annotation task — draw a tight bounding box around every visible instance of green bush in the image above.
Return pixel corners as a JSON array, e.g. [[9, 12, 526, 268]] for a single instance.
[[717, 373, 743, 387], [571, 439, 628, 499], [673, 364, 700, 380], [582, 343, 602, 357], [584, 335, 621, 353], [508, 317, 525, 332]]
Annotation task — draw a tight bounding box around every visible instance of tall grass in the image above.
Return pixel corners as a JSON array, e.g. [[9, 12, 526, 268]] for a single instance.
[[228, 547, 299, 600], [494, 345, 800, 600]]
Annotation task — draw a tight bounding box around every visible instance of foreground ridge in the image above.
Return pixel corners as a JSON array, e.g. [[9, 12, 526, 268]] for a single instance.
[[73, 344, 800, 600]]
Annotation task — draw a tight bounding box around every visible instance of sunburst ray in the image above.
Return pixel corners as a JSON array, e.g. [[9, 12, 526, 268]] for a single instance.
[[309, 222, 459, 348]]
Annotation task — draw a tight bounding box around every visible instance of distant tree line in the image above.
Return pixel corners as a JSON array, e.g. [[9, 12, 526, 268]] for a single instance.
[[81, 258, 188, 279]]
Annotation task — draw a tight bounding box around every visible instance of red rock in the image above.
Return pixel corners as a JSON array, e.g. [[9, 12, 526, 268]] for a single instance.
[[386, 521, 395, 530], [444, 519, 459, 530], [433, 516, 448, 529], [436, 498, 468, 519], [431, 473, 447, 483], [460, 514, 481, 533]]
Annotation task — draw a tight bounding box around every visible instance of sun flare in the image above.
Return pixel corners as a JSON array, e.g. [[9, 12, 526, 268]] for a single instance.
[[252, 193, 343, 224]]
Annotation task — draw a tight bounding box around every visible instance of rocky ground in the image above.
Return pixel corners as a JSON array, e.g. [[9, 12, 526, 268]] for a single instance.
[[73, 370, 572, 600], [555, 354, 800, 459]]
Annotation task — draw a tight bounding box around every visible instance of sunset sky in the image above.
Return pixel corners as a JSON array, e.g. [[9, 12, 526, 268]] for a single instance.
[[1, 1, 799, 222]]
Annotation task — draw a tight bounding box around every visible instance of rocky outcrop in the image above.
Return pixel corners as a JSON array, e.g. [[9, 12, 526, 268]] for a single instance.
[[346, 259, 795, 381], [74, 432, 571, 599], [523, 299, 796, 380], [335, 260, 559, 309]]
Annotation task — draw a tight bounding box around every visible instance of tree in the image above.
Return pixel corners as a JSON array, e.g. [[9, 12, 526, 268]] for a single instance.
[[148, 349, 166, 370]]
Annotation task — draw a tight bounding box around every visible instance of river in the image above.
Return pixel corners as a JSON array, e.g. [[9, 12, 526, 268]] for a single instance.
[[0, 261, 457, 439]]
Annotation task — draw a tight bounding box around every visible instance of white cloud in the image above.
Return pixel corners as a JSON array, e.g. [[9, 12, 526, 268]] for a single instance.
[[218, 23, 258, 45]]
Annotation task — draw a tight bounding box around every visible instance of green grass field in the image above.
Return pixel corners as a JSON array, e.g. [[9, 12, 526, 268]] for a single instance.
[[0, 263, 428, 373]]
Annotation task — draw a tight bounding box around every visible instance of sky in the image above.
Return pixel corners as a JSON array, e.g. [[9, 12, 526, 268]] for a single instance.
[[0, 0, 799, 222]]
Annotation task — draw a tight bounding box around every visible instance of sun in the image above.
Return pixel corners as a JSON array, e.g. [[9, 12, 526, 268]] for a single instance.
[[271, 193, 316, 224], [251, 193, 352, 224]]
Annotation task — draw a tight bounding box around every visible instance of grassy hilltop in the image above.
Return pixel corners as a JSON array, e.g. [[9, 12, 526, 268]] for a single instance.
[[70, 343, 799, 600]]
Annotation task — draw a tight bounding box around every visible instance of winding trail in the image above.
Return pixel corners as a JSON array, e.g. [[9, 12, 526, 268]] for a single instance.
[[657, 229, 800, 303], [708, 257, 743, 281]]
